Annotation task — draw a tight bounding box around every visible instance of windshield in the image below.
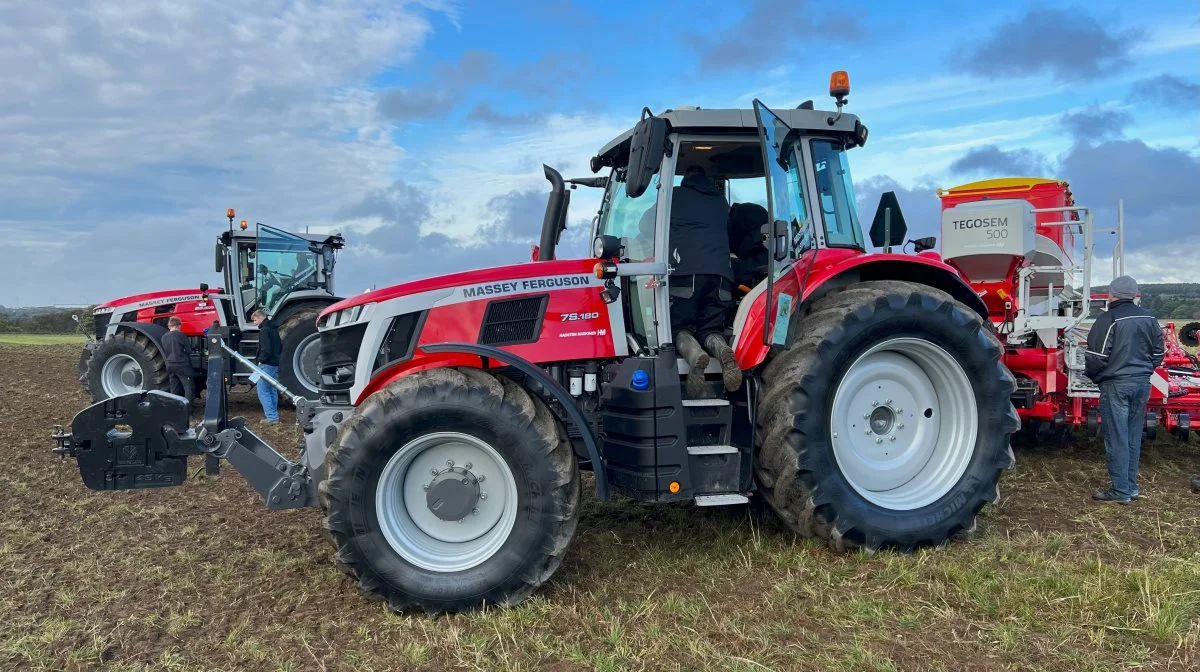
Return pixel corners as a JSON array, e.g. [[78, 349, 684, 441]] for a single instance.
[[255, 225, 319, 315], [597, 172, 660, 261], [811, 140, 865, 249]]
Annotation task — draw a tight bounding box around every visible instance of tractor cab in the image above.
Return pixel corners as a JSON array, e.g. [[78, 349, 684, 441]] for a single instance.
[[542, 74, 876, 369], [214, 214, 345, 329]]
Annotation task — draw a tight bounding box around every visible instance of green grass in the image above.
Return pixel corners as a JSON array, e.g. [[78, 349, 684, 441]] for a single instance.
[[0, 333, 86, 345]]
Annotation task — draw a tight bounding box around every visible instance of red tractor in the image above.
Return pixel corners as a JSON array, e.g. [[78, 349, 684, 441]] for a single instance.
[[78, 212, 346, 402], [54, 74, 1020, 614]]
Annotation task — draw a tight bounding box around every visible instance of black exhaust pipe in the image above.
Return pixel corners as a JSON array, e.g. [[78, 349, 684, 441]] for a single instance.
[[538, 165, 565, 261]]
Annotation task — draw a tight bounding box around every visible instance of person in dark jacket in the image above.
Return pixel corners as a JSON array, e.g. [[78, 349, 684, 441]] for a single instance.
[[251, 309, 282, 423], [1084, 275, 1164, 503], [727, 202, 769, 290], [668, 165, 742, 398], [161, 317, 195, 404]]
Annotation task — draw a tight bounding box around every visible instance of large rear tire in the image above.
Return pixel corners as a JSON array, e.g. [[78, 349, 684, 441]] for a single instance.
[[84, 331, 169, 402], [755, 281, 1019, 552], [319, 367, 580, 614], [277, 307, 323, 401]]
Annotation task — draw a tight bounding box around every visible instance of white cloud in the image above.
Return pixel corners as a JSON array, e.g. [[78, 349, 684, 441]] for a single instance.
[[0, 0, 447, 305]]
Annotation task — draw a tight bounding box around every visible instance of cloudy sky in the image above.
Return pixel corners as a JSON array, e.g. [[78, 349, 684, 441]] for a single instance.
[[2, 0, 1197, 306]]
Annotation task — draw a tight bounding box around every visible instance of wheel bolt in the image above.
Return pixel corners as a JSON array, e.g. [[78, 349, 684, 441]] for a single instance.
[[832, 432, 839, 439], [875, 437, 883, 444], [462, 478, 469, 485], [889, 436, 896, 442], [864, 428, 872, 435], [472, 508, 478, 515], [465, 462, 473, 470], [863, 413, 870, 420], [431, 468, 439, 475], [480, 492, 487, 500], [423, 484, 429, 491], [886, 398, 892, 404], [446, 460, 455, 467], [898, 423, 905, 429], [478, 475, 486, 483], [872, 400, 879, 407]]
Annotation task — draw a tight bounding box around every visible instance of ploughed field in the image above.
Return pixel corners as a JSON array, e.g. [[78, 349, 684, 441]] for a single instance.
[[1, 342, 1198, 672]]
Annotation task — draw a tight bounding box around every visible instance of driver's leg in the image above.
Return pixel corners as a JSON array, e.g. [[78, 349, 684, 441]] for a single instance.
[[697, 276, 742, 392], [670, 275, 711, 398]]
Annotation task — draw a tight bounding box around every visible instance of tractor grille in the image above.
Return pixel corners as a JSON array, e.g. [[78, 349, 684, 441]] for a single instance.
[[478, 296, 548, 346], [93, 312, 111, 340], [374, 312, 425, 372], [318, 323, 367, 397]]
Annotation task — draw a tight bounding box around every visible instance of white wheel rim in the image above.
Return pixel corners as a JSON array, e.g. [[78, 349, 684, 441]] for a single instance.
[[375, 431, 519, 572], [829, 337, 977, 511], [100, 354, 144, 396], [292, 333, 321, 394]]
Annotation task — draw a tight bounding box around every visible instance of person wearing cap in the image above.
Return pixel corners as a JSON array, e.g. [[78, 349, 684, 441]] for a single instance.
[[1084, 275, 1164, 504]]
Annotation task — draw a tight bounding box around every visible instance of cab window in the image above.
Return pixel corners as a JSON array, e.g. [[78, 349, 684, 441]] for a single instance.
[[811, 140, 865, 249]]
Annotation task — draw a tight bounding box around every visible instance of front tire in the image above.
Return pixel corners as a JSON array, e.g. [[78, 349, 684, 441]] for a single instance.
[[277, 306, 323, 401], [319, 367, 580, 614], [755, 281, 1019, 552], [84, 331, 169, 402]]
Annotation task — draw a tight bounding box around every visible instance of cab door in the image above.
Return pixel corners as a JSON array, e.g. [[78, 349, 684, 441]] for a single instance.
[[753, 100, 816, 346]]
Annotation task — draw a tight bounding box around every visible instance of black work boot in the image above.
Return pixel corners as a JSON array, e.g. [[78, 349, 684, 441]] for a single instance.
[[1092, 488, 1132, 504], [675, 331, 711, 398], [703, 333, 743, 392]]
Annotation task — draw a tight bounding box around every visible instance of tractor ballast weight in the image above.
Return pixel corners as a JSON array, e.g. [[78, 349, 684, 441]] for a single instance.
[[54, 77, 1021, 614], [78, 218, 347, 403]]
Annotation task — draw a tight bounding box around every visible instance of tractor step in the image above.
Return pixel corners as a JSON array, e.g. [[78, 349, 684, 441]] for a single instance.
[[694, 494, 749, 506], [682, 398, 730, 407], [687, 444, 737, 455]]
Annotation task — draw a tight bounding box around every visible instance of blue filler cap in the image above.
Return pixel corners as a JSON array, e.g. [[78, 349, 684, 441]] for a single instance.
[[631, 369, 650, 391]]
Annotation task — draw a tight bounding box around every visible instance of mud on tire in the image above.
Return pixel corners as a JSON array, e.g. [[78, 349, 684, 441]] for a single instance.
[[319, 367, 580, 614], [85, 331, 169, 402], [755, 281, 1020, 552]]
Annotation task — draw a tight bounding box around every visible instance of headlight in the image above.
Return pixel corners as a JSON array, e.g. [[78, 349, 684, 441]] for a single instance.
[[321, 302, 374, 329]]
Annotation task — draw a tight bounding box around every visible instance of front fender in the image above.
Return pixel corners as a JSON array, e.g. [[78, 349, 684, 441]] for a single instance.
[[733, 249, 987, 371], [358, 342, 609, 500], [108, 321, 169, 350]]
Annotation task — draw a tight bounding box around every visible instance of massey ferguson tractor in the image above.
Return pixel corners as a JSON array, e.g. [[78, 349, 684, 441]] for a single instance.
[[78, 212, 345, 402], [935, 178, 1200, 442], [53, 74, 1021, 614]]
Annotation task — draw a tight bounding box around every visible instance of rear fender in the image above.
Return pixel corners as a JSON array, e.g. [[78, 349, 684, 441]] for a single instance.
[[359, 342, 608, 500], [733, 250, 988, 370]]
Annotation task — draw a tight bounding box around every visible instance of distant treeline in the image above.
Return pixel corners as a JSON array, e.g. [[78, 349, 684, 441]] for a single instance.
[[0, 307, 93, 334], [1093, 283, 1200, 320]]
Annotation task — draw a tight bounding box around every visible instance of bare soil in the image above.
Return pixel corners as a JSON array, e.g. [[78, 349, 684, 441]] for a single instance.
[[1, 343, 1198, 671]]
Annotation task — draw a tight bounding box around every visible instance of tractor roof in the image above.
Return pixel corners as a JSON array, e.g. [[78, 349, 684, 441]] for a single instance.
[[222, 228, 345, 248], [593, 106, 863, 171]]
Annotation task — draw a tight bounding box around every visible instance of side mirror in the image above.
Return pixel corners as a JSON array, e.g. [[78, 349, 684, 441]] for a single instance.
[[869, 191, 908, 249], [199, 283, 210, 293], [772, 219, 789, 262], [215, 243, 225, 273], [71, 314, 80, 323], [912, 236, 937, 253], [625, 109, 670, 199]]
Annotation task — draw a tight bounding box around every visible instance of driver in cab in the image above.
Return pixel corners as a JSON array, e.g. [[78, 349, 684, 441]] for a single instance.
[[668, 165, 742, 397]]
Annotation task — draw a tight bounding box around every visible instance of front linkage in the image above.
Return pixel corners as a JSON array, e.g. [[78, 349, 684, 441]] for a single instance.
[[53, 328, 343, 511]]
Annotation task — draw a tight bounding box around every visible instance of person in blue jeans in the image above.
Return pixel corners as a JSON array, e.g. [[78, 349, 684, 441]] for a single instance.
[[251, 309, 282, 423], [1084, 275, 1164, 504]]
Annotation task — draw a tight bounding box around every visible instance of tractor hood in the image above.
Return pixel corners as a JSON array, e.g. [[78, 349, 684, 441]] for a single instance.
[[94, 288, 223, 315], [320, 258, 599, 320]]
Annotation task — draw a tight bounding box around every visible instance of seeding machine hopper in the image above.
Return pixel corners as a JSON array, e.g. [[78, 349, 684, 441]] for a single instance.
[[936, 178, 1200, 442]]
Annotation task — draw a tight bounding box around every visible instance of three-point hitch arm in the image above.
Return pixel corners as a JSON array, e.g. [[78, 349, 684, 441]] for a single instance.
[[52, 328, 332, 510]]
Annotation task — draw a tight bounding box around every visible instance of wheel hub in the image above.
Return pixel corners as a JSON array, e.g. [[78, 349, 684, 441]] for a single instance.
[[869, 405, 896, 435], [121, 368, 142, 387], [425, 466, 481, 522]]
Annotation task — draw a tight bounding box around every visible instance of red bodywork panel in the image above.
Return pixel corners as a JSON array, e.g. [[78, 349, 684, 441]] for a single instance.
[[95, 288, 223, 337], [349, 259, 619, 404], [733, 248, 975, 370]]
